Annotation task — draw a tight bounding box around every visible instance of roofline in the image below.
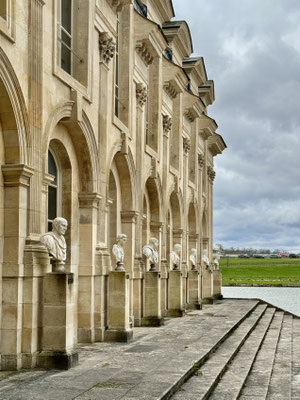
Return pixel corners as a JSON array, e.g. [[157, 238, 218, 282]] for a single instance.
[[162, 20, 194, 53]]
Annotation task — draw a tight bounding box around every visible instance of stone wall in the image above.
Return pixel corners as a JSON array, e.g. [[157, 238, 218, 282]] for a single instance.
[[0, 0, 226, 370]]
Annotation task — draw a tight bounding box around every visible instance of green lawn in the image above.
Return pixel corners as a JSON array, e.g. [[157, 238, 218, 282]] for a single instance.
[[220, 257, 300, 286]]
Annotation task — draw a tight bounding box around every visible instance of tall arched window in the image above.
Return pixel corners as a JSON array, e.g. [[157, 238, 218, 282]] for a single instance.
[[47, 150, 60, 231]]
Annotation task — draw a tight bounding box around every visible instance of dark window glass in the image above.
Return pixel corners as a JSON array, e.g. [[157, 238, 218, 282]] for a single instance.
[[48, 151, 58, 185], [48, 186, 57, 221], [61, 43, 71, 73], [0, 0, 7, 20], [61, 0, 71, 33]]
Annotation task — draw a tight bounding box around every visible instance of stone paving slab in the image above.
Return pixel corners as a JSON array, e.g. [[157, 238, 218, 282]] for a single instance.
[[0, 300, 258, 400]]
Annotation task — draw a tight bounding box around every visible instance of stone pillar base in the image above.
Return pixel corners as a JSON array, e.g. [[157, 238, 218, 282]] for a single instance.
[[166, 309, 185, 318], [104, 329, 133, 343], [213, 294, 223, 300], [37, 350, 78, 370], [186, 303, 202, 310], [105, 271, 133, 342], [141, 316, 164, 327], [167, 270, 184, 317], [202, 297, 214, 304], [0, 354, 22, 371]]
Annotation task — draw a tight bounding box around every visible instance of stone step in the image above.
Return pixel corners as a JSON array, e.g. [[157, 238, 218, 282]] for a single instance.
[[292, 317, 300, 399], [266, 314, 293, 400], [239, 310, 284, 400], [208, 306, 276, 400], [171, 303, 268, 400]]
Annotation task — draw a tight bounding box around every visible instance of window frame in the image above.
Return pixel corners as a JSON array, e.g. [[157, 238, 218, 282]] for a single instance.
[[0, 0, 15, 42], [57, 0, 74, 76]]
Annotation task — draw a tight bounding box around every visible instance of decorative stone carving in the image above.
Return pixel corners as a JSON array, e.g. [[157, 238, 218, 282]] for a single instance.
[[163, 115, 172, 134], [143, 238, 159, 272], [170, 244, 181, 271], [136, 83, 148, 107], [207, 166, 216, 183], [99, 32, 116, 64], [112, 233, 127, 271], [164, 82, 178, 99], [111, 0, 132, 12], [189, 248, 197, 270], [136, 42, 153, 65], [40, 217, 68, 273], [183, 137, 191, 154], [198, 154, 205, 169], [202, 249, 212, 273], [184, 108, 197, 122]]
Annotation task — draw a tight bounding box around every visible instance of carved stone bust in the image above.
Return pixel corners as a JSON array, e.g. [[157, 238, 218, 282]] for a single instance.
[[213, 254, 220, 270], [143, 237, 159, 272], [40, 217, 68, 273], [190, 248, 197, 270], [202, 249, 212, 273], [170, 244, 181, 271], [112, 234, 127, 271]]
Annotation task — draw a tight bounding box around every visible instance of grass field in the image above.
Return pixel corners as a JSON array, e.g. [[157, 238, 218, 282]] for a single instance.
[[220, 257, 300, 286]]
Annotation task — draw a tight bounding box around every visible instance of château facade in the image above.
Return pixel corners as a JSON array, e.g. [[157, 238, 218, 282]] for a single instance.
[[0, 0, 226, 370]]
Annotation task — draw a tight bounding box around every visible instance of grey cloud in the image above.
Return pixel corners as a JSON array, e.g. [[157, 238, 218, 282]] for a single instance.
[[173, 0, 300, 251]]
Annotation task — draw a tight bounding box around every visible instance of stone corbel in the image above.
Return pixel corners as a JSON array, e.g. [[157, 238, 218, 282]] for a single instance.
[[136, 83, 148, 107], [184, 108, 197, 122], [99, 32, 116, 65], [183, 137, 191, 154], [121, 211, 139, 224], [111, 0, 133, 11], [163, 115, 172, 136], [164, 82, 179, 99], [136, 41, 154, 65]]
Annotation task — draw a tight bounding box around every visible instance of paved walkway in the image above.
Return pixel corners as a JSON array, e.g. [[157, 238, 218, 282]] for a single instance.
[[0, 299, 298, 399]]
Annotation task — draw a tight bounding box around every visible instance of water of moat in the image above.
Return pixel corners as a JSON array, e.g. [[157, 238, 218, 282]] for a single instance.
[[222, 286, 300, 317]]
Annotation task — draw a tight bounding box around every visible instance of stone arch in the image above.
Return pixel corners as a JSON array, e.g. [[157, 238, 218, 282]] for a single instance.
[[107, 149, 136, 212], [43, 102, 99, 193], [0, 48, 30, 165]]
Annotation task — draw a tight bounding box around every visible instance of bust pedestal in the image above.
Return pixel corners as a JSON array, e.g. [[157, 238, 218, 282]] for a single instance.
[[213, 269, 222, 300], [37, 272, 78, 369], [104, 271, 133, 342], [202, 268, 214, 304], [141, 271, 164, 327], [167, 270, 184, 317], [187, 270, 201, 310]]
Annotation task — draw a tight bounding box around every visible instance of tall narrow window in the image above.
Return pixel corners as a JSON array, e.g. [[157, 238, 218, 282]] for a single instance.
[[48, 150, 58, 231], [145, 95, 150, 145], [114, 13, 120, 117], [58, 0, 73, 75], [0, 0, 7, 21]]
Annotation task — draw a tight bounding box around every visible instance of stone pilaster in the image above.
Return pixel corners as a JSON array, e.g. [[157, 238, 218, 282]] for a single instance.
[[78, 193, 101, 343], [27, 0, 45, 239], [1, 164, 34, 370]]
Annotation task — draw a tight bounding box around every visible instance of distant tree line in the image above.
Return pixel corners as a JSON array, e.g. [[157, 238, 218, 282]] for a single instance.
[[216, 246, 285, 255]]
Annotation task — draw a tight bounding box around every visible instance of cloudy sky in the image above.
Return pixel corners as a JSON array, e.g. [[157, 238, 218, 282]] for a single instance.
[[173, 0, 300, 252]]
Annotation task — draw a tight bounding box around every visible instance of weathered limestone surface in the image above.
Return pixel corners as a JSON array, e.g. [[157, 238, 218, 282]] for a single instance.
[[0, 0, 226, 369]]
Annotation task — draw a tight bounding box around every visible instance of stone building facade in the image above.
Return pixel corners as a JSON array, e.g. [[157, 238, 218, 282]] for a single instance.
[[0, 0, 226, 370]]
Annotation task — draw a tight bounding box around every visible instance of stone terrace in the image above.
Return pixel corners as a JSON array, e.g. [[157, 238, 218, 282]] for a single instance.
[[0, 299, 299, 400]]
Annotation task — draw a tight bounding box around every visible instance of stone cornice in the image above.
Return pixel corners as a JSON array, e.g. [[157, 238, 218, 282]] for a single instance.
[[136, 41, 153, 65], [78, 193, 102, 208], [2, 164, 34, 187], [207, 133, 227, 156], [162, 57, 188, 98], [199, 80, 215, 106], [183, 92, 203, 122], [199, 113, 218, 140]]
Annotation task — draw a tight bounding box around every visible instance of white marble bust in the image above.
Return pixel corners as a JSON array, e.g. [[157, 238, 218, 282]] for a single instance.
[[112, 234, 127, 271], [202, 249, 212, 272], [143, 237, 159, 271], [170, 244, 181, 270], [190, 248, 197, 270], [40, 217, 68, 273], [213, 254, 220, 270]]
